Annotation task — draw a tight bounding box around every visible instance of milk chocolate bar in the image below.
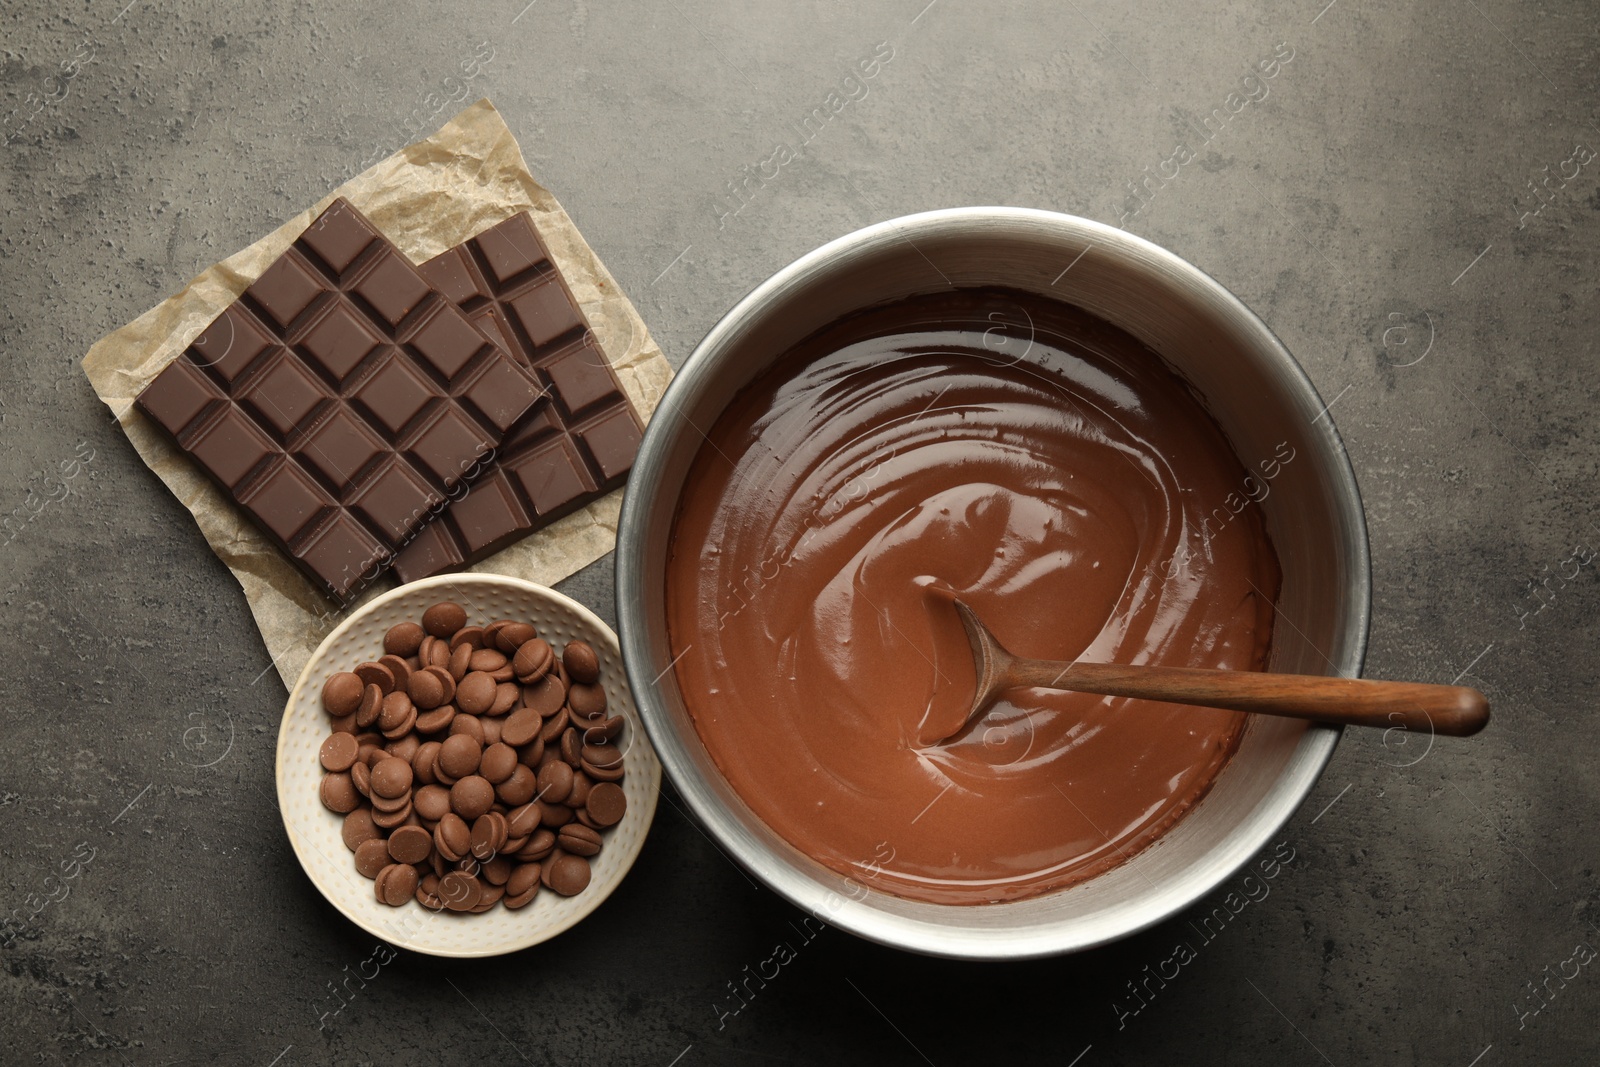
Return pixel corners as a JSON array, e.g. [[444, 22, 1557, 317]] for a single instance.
[[389, 213, 643, 582], [136, 198, 543, 602]]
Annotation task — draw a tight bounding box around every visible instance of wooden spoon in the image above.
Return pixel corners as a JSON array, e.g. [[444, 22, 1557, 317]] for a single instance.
[[943, 598, 1490, 741]]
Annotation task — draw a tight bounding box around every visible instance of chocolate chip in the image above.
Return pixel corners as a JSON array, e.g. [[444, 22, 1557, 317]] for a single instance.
[[455, 671, 496, 715], [504, 883, 539, 909], [372, 796, 413, 829], [581, 757, 625, 783], [406, 668, 441, 709], [558, 823, 603, 857], [342, 808, 381, 850], [513, 638, 554, 682], [354, 661, 395, 694], [370, 756, 414, 799], [378, 654, 413, 692], [355, 682, 384, 728], [449, 626, 486, 652], [566, 770, 592, 810], [582, 742, 623, 770], [543, 852, 591, 896], [500, 708, 541, 747], [489, 681, 520, 716], [506, 862, 542, 898], [320, 732, 360, 772], [387, 825, 432, 864], [562, 640, 600, 685], [539, 759, 574, 804], [320, 772, 361, 813], [354, 838, 391, 878], [385, 733, 421, 763], [481, 855, 512, 886], [469, 648, 508, 674], [526, 674, 567, 717], [537, 799, 574, 828], [428, 640, 452, 669], [434, 812, 470, 862], [447, 642, 473, 683], [418, 635, 449, 668], [322, 672, 364, 716], [514, 829, 557, 862], [412, 741, 442, 784], [583, 715, 625, 743], [438, 733, 482, 778], [495, 764, 538, 807], [376, 862, 420, 906], [559, 727, 582, 768], [495, 622, 537, 655], [369, 793, 409, 819], [479, 742, 517, 784], [538, 706, 570, 743], [422, 602, 467, 639], [470, 812, 508, 860], [415, 704, 457, 734], [449, 713, 485, 746], [378, 690, 414, 733], [568, 682, 607, 718], [450, 775, 495, 821], [470, 884, 505, 912], [381, 706, 418, 740], [439, 870, 482, 912], [414, 784, 452, 823], [586, 782, 626, 827], [384, 622, 426, 657], [506, 802, 540, 840], [421, 665, 457, 707]]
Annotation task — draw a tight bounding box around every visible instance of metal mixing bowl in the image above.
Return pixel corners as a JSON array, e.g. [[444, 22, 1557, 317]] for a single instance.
[[616, 207, 1369, 959]]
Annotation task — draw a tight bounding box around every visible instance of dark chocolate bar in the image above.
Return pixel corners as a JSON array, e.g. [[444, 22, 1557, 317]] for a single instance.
[[389, 212, 643, 582], [136, 198, 543, 602]]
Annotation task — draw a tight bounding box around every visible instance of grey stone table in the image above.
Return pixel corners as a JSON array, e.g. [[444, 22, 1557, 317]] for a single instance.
[[3, 1, 1595, 1063]]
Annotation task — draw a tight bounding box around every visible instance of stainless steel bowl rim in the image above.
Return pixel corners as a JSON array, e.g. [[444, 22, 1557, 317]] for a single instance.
[[616, 206, 1371, 958]]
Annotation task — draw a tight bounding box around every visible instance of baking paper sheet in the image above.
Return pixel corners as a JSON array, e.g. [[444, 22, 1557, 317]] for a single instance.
[[81, 99, 672, 689]]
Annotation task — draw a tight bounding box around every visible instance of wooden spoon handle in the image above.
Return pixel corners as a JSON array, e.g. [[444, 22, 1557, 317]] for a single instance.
[[1005, 659, 1490, 737]]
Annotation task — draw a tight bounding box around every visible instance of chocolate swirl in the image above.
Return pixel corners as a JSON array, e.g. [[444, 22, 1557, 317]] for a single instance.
[[667, 290, 1278, 904]]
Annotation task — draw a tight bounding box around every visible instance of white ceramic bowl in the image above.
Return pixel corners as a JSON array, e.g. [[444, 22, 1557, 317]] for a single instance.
[[276, 574, 660, 957]]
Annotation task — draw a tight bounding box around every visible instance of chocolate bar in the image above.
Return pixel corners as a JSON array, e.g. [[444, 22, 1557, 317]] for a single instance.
[[136, 198, 543, 602], [389, 213, 643, 582]]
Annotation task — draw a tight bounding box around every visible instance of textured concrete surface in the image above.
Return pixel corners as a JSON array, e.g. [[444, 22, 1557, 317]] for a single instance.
[[2, 0, 1596, 1063]]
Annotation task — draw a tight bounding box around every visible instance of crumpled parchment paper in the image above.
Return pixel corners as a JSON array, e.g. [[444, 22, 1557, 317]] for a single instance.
[[81, 99, 672, 689]]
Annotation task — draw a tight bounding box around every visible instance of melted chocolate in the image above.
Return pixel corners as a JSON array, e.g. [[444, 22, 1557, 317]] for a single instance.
[[666, 290, 1279, 905]]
